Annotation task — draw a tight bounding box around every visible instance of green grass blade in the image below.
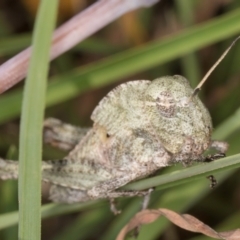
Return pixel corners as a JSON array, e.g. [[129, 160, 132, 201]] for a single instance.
[[18, 1, 58, 239], [0, 8, 240, 124], [125, 153, 240, 191]]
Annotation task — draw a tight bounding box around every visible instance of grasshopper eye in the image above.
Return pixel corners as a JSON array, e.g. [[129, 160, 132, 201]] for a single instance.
[[156, 91, 175, 117]]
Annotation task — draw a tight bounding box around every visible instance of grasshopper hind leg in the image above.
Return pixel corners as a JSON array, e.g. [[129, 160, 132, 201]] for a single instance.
[[43, 118, 90, 151]]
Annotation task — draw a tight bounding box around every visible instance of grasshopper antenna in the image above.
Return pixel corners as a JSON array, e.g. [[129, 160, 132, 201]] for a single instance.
[[191, 36, 240, 98]]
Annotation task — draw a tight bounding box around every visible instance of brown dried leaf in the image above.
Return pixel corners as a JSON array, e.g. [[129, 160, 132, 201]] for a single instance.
[[116, 208, 240, 240]]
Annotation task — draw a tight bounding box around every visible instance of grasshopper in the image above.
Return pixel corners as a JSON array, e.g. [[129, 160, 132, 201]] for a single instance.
[[1, 37, 239, 207]]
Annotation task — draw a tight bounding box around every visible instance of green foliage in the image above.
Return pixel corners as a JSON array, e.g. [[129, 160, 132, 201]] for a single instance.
[[0, 1, 240, 239]]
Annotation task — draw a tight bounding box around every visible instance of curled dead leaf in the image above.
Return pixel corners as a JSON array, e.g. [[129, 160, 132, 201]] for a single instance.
[[116, 208, 240, 240]]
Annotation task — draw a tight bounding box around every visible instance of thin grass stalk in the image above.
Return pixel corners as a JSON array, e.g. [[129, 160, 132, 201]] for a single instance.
[[18, 1, 58, 239]]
